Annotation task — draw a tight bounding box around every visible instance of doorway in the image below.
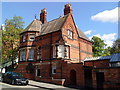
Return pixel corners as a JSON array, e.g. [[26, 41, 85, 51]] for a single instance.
[[70, 69, 76, 85], [96, 72, 104, 89], [84, 69, 93, 88]]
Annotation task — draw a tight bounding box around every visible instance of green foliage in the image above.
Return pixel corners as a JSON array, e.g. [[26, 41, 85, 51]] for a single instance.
[[110, 39, 120, 54], [2, 16, 25, 64], [92, 36, 111, 57], [0, 30, 2, 65]]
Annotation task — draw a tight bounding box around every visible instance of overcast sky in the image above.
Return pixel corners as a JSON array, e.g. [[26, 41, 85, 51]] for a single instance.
[[2, 2, 119, 47]]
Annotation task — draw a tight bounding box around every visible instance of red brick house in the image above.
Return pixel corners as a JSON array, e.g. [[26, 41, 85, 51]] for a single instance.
[[14, 3, 120, 89], [84, 53, 120, 89], [15, 3, 92, 87]]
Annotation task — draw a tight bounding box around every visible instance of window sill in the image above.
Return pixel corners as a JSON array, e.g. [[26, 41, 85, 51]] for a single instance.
[[18, 61, 26, 63], [27, 60, 35, 62], [52, 57, 70, 59], [68, 37, 73, 40], [52, 73, 56, 74], [36, 76, 41, 77]]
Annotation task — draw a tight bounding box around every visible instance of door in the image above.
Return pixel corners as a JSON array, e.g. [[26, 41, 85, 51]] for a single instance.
[[70, 69, 76, 85], [96, 72, 104, 89], [84, 69, 93, 88]]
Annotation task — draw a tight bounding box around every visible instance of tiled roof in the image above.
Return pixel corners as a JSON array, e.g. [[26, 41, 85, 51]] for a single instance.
[[24, 14, 90, 41], [110, 53, 120, 62], [85, 55, 112, 61], [40, 15, 68, 35], [76, 26, 90, 41], [85, 53, 120, 62], [25, 19, 42, 32]]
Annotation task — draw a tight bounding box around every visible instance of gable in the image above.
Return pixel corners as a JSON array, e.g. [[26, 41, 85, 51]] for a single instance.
[[62, 14, 90, 41], [61, 14, 79, 40]]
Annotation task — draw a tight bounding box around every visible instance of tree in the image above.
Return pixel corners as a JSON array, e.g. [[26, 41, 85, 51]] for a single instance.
[[91, 36, 111, 57], [2, 16, 25, 66], [110, 39, 120, 54]]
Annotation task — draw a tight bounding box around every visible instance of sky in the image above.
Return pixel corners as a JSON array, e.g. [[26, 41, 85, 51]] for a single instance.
[[2, 2, 119, 47]]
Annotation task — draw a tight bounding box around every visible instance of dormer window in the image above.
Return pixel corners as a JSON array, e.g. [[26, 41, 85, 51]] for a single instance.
[[23, 36, 26, 42], [68, 29, 73, 39], [30, 35, 35, 41]]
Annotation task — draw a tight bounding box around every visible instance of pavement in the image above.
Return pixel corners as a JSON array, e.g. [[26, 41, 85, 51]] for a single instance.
[[28, 80, 72, 90], [0, 80, 88, 90]]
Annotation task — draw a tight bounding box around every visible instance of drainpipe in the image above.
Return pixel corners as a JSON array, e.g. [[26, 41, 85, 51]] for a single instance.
[[50, 33, 52, 77], [61, 61, 62, 79], [79, 42, 81, 62]]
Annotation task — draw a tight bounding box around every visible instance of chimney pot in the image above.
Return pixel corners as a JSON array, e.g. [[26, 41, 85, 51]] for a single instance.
[[64, 3, 72, 15]]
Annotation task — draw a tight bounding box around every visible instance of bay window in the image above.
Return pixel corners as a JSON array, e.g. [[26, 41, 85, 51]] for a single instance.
[[23, 36, 26, 42], [53, 45, 69, 59], [29, 35, 35, 41], [28, 49, 34, 61], [20, 49, 26, 61], [37, 47, 42, 60]]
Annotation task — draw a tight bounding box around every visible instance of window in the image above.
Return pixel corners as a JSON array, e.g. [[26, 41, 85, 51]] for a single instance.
[[57, 45, 65, 58], [53, 45, 69, 59], [52, 64, 56, 74], [110, 62, 120, 67], [20, 49, 26, 61], [36, 69, 41, 76], [23, 36, 26, 42], [28, 49, 34, 61], [68, 30, 73, 39], [64, 46, 69, 58], [30, 35, 35, 41], [37, 47, 42, 60], [53, 46, 57, 58]]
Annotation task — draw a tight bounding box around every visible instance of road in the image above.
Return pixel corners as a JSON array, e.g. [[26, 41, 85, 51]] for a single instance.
[[0, 82, 44, 90], [0, 81, 88, 90], [0, 82, 73, 90]]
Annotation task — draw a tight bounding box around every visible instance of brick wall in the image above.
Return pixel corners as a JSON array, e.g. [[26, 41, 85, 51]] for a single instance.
[[84, 60, 109, 68]]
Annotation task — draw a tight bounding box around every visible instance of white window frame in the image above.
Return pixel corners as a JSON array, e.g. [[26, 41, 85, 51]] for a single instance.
[[64, 46, 69, 59], [53, 45, 69, 59], [29, 35, 35, 41], [23, 36, 26, 42], [28, 49, 34, 61], [36, 69, 41, 77], [52, 64, 56, 74], [57, 45, 65, 58], [53, 46, 57, 58], [37, 47, 42, 60], [68, 29, 73, 39], [111, 62, 120, 67], [20, 49, 26, 61]]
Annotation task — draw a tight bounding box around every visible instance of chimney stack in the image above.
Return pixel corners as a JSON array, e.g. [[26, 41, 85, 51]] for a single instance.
[[64, 4, 72, 15], [40, 8, 47, 24]]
